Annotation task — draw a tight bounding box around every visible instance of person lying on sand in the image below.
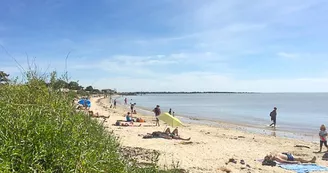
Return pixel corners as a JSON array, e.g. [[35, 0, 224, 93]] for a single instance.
[[114, 120, 141, 127], [88, 111, 110, 118], [264, 152, 316, 164], [143, 130, 190, 141], [165, 127, 179, 137]]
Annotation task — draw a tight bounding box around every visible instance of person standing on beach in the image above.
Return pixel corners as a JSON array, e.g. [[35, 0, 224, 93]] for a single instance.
[[168, 108, 172, 115], [153, 105, 161, 126], [113, 99, 117, 109], [269, 107, 277, 127], [318, 125, 328, 152], [124, 98, 127, 105], [130, 103, 136, 113]]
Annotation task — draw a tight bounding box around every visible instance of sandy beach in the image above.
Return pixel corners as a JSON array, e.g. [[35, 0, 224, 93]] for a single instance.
[[89, 96, 328, 173]]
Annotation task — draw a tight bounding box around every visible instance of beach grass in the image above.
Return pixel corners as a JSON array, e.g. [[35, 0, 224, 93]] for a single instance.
[[0, 72, 182, 173]]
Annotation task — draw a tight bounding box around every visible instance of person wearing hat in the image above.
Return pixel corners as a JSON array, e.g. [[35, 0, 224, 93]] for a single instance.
[[153, 105, 161, 126], [269, 107, 277, 127]]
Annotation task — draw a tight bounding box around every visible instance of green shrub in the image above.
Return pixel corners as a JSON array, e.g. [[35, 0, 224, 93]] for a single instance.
[[0, 75, 126, 172], [0, 72, 183, 173]]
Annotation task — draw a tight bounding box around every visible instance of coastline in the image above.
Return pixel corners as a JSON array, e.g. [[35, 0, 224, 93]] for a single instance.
[[124, 104, 318, 142], [91, 96, 327, 173]]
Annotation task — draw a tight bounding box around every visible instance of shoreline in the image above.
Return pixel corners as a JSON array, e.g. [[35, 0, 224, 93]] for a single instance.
[[91, 96, 327, 173], [121, 103, 318, 143], [124, 93, 325, 137]]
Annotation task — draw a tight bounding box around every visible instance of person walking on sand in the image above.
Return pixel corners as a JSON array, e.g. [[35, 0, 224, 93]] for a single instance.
[[130, 103, 136, 113], [113, 99, 117, 109], [269, 107, 277, 127], [153, 105, 161, 126], [318, 124, 328, 152]]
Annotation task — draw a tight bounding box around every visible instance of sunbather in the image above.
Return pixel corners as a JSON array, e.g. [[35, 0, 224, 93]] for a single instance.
[[88, 111, 110, 118], [165, 127, 179, 136], [126, 112, 134, 122], [264, 152, 316, 164], [143, 130, 190, 141], [114, 120, 141, 127]]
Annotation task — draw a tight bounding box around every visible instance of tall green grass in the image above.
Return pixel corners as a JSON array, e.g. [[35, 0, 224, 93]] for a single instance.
[[0, 73, 183, 173]]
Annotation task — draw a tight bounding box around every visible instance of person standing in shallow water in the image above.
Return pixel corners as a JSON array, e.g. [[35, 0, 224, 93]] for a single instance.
[[269, 107, 277, 127]]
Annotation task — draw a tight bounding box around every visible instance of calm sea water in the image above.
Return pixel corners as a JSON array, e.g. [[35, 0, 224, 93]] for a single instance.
[[116, 93, 328, 136]]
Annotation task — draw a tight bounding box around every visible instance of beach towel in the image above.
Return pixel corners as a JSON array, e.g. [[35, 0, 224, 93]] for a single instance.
[[279, 164, 328, 173]]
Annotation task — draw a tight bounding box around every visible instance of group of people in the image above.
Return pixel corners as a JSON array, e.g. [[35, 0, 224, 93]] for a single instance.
[[268, 107, 328, 152], [152, 105, 176, 126], [264, 106, 328, 165]]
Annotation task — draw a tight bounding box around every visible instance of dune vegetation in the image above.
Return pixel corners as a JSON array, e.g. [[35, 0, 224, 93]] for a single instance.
[[0, 71, 181, 173]]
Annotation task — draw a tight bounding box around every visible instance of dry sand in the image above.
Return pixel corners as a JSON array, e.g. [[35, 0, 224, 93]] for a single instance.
[[89, 96, 328, 173]]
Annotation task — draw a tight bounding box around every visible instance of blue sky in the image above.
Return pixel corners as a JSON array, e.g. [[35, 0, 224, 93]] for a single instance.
[[1, 0, 328, 92]]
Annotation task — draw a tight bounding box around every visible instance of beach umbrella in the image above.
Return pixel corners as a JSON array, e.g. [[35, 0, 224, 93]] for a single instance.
[[78, 99, 91, 107], [78, 99, 85, 105], [158, 112, 183, 128], [86, 100, 91, 107]]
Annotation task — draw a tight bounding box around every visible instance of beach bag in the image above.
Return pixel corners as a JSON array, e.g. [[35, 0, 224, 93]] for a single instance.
[[262, 159, 276, 167], [115, 121, 120, 126]]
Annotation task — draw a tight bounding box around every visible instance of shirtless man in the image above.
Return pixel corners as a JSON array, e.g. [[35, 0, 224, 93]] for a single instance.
[[264, 153, 316, 164]]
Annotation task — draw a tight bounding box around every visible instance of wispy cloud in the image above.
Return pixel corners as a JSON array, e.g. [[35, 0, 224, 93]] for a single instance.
[[1, 0, 328, 91], [277, 52, 300, 59]]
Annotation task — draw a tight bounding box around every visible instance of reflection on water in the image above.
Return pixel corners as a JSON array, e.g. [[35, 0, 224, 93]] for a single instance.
[[271, 128, 277, 137]]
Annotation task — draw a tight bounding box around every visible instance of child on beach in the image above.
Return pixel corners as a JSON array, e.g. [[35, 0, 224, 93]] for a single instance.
[[319, 124, 328, 152]]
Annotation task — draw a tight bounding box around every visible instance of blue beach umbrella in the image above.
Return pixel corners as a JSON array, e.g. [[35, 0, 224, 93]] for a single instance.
[[78, 99, 91, 107]]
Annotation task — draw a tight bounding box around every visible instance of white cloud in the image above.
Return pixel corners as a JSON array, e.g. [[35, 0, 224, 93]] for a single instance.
[[277, 52, 299, 59], [91, 72, 328, 92]]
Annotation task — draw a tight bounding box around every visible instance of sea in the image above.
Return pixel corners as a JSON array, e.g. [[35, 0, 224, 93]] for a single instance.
[[115, 93, 328, 141]]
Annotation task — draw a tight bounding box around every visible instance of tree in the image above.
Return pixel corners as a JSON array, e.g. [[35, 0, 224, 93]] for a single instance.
[[0, 71, 10, 83], [68, 81, 81, 90], [92, 89, 100, 94], [53, 79, 68, 90], [85, 86, 93, 92]]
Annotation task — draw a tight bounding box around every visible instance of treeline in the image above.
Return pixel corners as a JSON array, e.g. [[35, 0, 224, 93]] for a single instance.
[[1, 71, 115, 95], [120, 91, 255, 95]]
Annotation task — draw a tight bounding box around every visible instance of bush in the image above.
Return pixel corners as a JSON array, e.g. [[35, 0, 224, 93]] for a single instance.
[[0, 73, 183, 173], [0, 76, 127, 172]]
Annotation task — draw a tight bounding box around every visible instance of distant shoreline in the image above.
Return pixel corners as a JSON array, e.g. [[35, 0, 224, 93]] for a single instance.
[[119, 91, 257, 95], [118, 92, 328, 95]]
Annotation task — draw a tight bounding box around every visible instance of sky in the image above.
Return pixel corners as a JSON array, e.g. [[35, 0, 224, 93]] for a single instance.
[[1, 0, 328, 92]]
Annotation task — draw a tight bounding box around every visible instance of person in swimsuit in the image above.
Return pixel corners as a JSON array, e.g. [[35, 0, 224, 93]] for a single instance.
[[143, 131, 190, 141], [113, 99, 117, 109], [153, 105, 161, 126], [264, 152, 316, 164], [269, 107, 277, 127], [318, 124, 328, 152], [165, 127, 179, 137], [126, 112, 134, 122], [130, 103, 136, 112]]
